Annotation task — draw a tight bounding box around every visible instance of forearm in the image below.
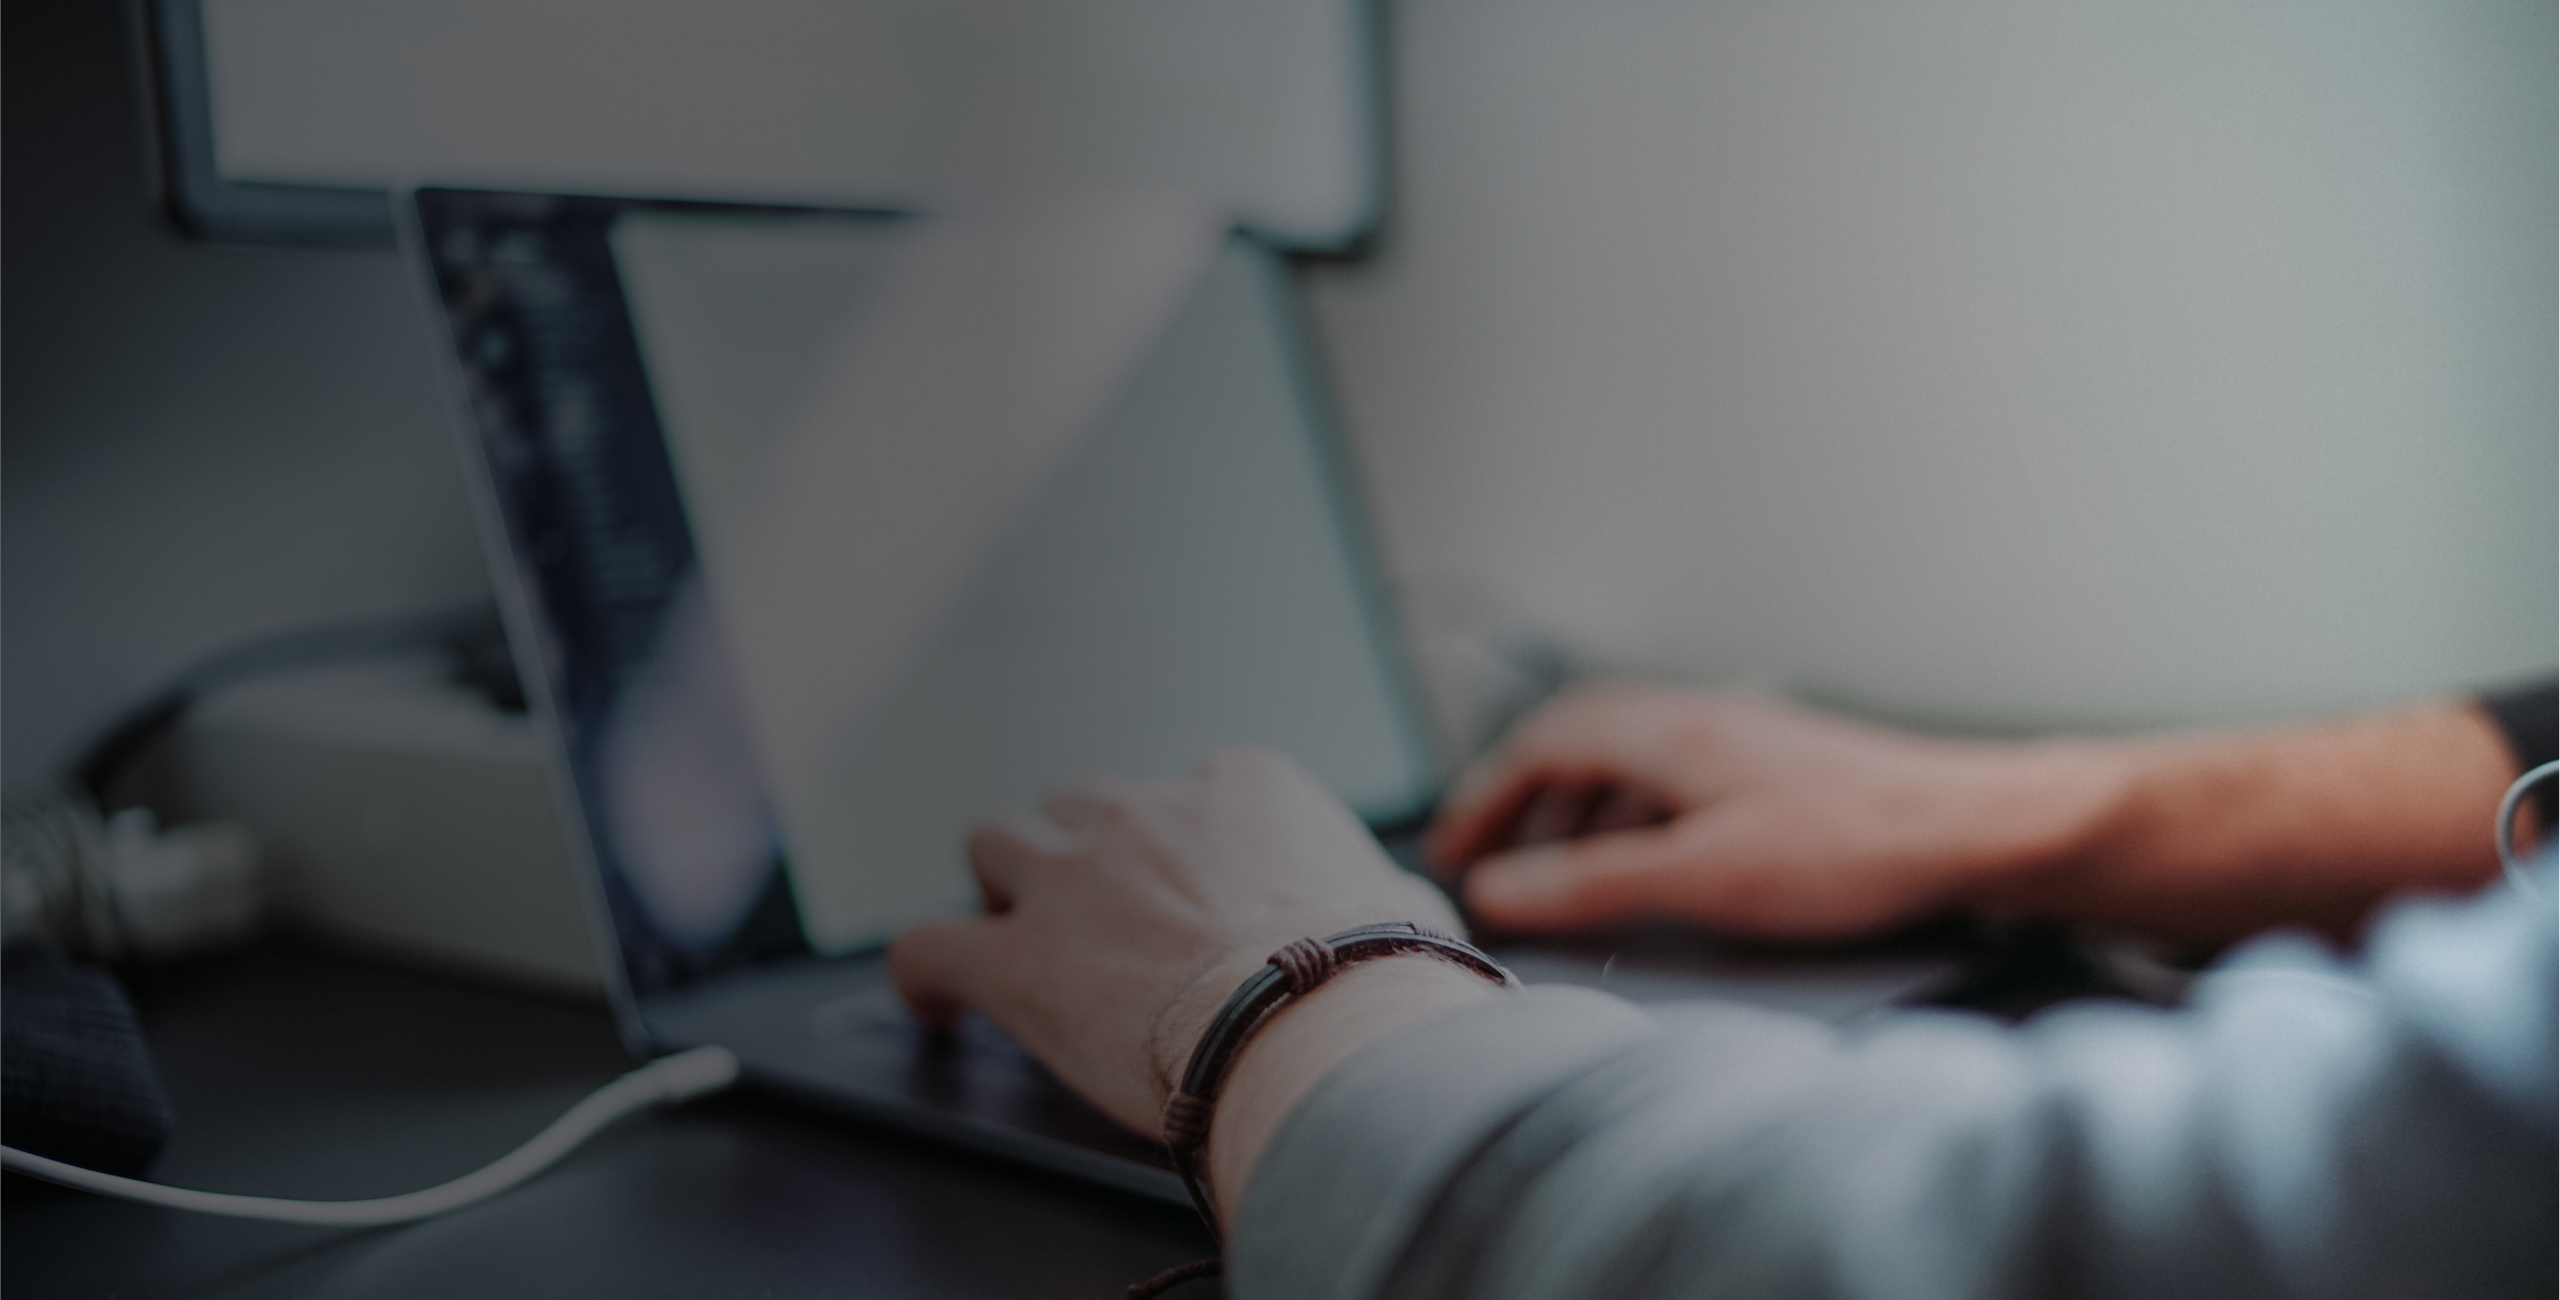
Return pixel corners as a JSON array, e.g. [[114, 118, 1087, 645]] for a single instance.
[[1229, 873, 2557, 1300], [1974, 700, 2517, 941]]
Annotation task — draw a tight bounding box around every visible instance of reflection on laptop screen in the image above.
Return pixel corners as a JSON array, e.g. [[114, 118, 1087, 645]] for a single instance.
[[430, 194, 1437, 982]]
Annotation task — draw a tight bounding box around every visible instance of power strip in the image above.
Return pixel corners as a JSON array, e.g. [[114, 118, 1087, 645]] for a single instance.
[[166, 656, 604, 993]]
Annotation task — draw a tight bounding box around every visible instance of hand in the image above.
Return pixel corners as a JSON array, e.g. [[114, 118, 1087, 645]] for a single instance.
[[888, 748, 1465, 1138], [1428, 686, 2121, 939]]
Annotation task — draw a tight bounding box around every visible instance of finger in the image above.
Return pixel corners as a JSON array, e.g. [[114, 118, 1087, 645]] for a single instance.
[[1423, 770, 1541, 876], [1430, 695, 1678, 868], [966, 810, 1074, 913], [886, 917, 1002, 1030], [1587, 784, 1674, 835], [1462, 826, 1707, 932], [1431, 777, 1671, 887], [1512, 781, 1600, 848], [1429, 693, 1644, 859]]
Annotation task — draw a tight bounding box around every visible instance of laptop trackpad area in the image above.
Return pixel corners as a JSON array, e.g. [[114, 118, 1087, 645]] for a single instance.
[[637, 932, 1959, 1201], [641, 960, 1175, 1183]]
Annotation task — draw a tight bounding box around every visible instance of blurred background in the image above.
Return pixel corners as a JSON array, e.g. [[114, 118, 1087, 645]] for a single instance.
[[11, 0, 2551, 796], [1321, 0, 2555, 732], [4, 0, 2553, 983]]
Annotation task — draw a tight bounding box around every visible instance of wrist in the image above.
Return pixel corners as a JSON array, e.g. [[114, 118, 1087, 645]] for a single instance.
[[1202, 954, 1504, 1229], [1939, 737, 2142, 909], [1149, 945, 1291, 1107], [1964, 703, 2516, 940], [1977, 728, 2325, 935], [1148, 936, 1357, 1106]]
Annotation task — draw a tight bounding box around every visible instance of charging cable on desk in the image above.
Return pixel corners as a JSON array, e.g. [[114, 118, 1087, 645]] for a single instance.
[[2, 1046, 738, 1226]]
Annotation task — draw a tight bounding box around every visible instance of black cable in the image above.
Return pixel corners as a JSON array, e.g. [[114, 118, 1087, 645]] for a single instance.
[[68, 601, 520, 809]]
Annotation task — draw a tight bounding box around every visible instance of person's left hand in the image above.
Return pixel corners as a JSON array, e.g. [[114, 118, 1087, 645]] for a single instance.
[[888, 748, 1462, 1136]]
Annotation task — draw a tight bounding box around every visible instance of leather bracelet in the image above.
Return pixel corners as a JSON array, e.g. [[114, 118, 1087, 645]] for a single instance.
[[1158, 921, 1517, 1240]]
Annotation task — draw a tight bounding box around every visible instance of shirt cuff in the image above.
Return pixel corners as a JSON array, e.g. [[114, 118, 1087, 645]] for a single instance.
[[1227, 984, 1657, 1300], [2480, 678, 2558, 826]]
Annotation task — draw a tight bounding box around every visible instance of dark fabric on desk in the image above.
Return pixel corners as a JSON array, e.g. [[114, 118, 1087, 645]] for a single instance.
[[2481, 678, 2558, 826], [2, 940, 173, 1174]]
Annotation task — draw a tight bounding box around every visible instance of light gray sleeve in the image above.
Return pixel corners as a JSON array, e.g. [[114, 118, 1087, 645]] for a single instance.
[[1230, 872, 2556, 1300]]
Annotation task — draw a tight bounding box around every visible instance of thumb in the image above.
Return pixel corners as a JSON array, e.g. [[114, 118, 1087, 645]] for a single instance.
[[1463, 828, 1702, 932], [887, 918, 1001, 1029]]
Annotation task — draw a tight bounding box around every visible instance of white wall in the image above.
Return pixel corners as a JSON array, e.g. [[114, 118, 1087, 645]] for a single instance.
[[10, 0, 2554, 797], [1313, 0, 2557, 732], [2, 1, 489, 791]]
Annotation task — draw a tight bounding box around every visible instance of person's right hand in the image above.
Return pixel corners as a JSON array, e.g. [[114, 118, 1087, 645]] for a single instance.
[[1427, 686, 2123, 940]]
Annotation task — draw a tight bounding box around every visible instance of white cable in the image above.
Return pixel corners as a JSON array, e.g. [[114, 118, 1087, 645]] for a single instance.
[[2494, 759, 2560, 894], [0, 1045, 738, 1226]]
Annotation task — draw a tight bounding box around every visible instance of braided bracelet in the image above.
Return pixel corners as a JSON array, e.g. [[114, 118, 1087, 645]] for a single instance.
[[1158, 921, 1517, 1241]]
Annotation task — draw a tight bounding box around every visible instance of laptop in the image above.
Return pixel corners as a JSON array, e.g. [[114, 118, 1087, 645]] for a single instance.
[[406, 187, 1963, 1203]]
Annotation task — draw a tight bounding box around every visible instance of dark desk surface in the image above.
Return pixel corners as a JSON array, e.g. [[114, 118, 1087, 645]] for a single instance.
[[5, 942, 1219, 1299]]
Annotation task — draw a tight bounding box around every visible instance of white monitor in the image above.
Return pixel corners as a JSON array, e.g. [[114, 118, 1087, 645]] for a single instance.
[[144, 0, 1384, 251]]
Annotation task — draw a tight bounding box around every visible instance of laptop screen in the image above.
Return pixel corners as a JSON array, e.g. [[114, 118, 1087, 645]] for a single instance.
[[414, 190, 1438, 995]]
